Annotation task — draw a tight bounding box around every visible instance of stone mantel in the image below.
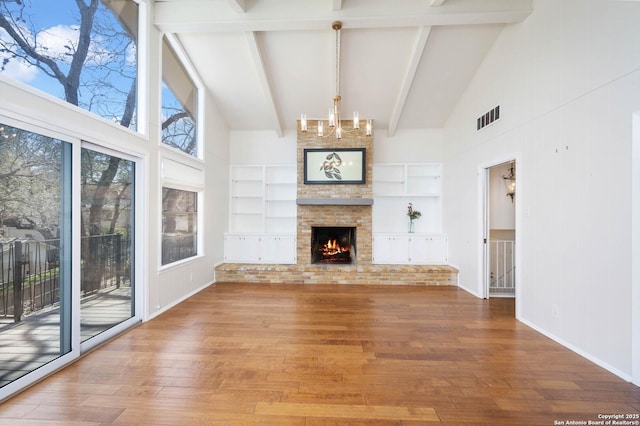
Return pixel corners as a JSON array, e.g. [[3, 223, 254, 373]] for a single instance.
[[296, 198, 374, 206]]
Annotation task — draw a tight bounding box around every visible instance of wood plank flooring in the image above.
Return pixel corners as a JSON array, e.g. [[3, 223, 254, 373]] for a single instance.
[[1, 283, 639, 425]]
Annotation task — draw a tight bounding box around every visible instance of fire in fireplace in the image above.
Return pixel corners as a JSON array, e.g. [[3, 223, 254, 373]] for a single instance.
[[311, 226, 356, 264]]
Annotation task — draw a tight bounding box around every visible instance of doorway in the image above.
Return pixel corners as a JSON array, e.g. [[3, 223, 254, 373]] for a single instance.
[[483, 160, 516, 299]]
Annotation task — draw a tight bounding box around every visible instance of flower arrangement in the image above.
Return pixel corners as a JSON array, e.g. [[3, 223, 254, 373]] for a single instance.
[[407, 203, 421, 233], [407, 203, 422, 221]]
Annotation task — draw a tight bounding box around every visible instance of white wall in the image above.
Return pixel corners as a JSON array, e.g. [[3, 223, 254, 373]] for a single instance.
[[229, 128, 443, 166], [374, 129, 444, 163], [443, 0, 640, 381], [152, 20, 230, 316], [229, 129, 297, 165]]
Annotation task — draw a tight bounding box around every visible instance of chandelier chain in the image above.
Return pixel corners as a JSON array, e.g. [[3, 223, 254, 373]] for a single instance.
[[335, 24, 341, 97], [300, 20, 371, 137]]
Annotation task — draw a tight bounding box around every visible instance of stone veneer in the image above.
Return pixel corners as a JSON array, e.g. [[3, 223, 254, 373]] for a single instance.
[[214, 263, 458, 285], [296, 120, 373, 265], [215, 119, 458, 285]]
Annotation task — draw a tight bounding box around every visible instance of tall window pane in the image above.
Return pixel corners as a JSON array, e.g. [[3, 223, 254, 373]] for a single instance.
[[162, 36, 198, 157], [80, 148, 134, 342], [162, 188, 197, 265], [0, 0, 139, 130], [0, 123, 71, 388]]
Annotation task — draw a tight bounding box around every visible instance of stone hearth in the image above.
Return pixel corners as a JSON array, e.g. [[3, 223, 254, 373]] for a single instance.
[[214, 263, 458, 285]]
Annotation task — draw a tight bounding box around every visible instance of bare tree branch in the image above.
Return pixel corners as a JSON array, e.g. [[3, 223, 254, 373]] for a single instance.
[[0, 10, 67, 83]]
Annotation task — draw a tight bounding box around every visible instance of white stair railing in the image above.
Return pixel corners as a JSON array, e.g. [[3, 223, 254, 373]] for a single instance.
[[489, 240, 515, 294]]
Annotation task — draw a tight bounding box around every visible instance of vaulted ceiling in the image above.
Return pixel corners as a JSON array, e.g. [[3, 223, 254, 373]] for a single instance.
[[153, 0, 532, 137]]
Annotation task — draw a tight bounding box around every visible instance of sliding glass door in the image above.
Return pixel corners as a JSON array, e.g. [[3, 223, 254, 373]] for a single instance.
[[0, 124, 139, 398], [0, 123, 72, 388], [80, 148, 135, 342]]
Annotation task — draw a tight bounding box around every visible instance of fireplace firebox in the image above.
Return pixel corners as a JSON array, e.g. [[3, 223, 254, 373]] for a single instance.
[[311, 226, 356, 264]]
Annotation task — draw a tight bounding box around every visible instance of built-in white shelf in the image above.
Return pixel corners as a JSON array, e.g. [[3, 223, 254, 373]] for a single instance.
[[372, 163, 443, 235], [229, 165, 296, 234], [227, 165, 297, 264]]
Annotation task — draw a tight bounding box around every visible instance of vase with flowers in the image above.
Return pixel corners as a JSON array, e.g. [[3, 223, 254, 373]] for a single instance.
[[407, 203, 421, 233]]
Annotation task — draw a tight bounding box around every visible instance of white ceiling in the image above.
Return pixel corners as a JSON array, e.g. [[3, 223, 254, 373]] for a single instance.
[[153, 0, 533, 136]]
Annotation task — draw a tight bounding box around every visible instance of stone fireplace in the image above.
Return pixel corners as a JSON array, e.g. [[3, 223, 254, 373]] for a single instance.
[[296, 120, 373, 267], [214, 119, 457, 286]]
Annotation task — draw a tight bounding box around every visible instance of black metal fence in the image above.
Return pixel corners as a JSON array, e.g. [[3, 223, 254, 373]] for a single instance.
[[161, 233, 196, 266], [0, 234, 130, 322]]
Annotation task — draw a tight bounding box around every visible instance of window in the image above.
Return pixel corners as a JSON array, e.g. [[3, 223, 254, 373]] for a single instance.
[[162, 188, 197, 265], [162, 36, 198, 157], [0, 0, 139, 130]]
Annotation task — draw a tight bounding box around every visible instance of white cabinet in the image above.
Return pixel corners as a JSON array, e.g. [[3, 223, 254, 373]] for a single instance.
[[372, 235, 410, 264], [372, 234, 447, 265], [223, 235, 260, 263], [230, 165, 296, 234], [372, 163, 442, 234], [258, 235, 296, 264], [224, 234, 296, 264]]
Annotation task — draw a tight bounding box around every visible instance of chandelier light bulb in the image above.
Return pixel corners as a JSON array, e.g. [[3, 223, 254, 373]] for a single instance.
[[353, 111, 359, 129], [317, 120, 324, 137], [300, 114, 307, 132]]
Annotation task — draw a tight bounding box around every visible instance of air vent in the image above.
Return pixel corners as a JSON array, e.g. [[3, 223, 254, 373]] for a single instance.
[[477, 105, 500, 130]]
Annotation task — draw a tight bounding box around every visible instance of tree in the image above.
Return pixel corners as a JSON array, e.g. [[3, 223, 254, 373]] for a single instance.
[[162, 105, 196, 156], [0, 0, 137, 124], [1, 0, 137, 293], [0, 125, 62, 232]]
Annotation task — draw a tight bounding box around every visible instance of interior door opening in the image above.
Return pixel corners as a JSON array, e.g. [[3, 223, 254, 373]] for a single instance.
[[484, 160, 516, 299]]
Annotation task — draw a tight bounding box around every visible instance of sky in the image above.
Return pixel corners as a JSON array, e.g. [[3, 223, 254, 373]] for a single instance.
[[1, 0, 82, 95], [0, 0, 137, 106]]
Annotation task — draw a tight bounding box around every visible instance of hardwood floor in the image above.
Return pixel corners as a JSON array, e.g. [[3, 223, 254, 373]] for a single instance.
[[0, 283, 638, 425]]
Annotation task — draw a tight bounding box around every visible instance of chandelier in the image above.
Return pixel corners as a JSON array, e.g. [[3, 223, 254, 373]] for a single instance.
[[503, 162, 516, 202], [300, 21, 372, 138]]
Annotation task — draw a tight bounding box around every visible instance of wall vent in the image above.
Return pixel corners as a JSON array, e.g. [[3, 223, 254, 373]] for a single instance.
[[477, 105, 500, 130]]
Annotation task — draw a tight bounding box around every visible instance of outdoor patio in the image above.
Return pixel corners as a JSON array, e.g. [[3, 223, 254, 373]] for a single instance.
[[0, 287, 132, 388]]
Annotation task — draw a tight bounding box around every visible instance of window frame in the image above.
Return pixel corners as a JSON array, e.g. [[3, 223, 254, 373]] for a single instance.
[[78, 141, 144, 352], [159, 185, 202, 268]]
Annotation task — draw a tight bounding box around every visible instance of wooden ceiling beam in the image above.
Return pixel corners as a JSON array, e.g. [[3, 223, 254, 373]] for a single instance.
[[388, 26, 431, 137], [246, 32, 284, 137], [155, 0, 532, 33], [226, 0, 246, 13]]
